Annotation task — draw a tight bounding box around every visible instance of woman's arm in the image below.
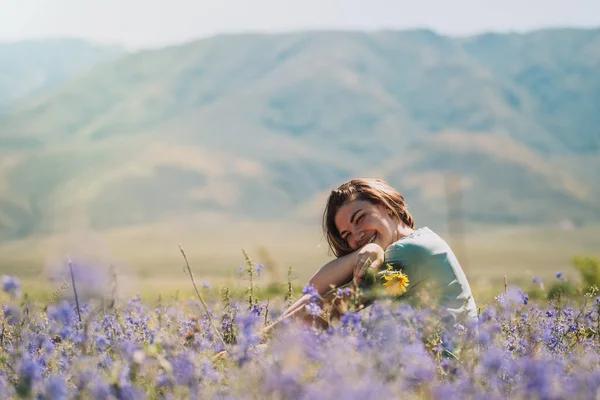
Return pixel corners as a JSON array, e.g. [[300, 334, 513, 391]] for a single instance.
[[261, 251, 360, 335], [308, 243, 385, 293], [307, 251, 360, 294], [271, 253, 359, 325], [262, 244, 385, 334]]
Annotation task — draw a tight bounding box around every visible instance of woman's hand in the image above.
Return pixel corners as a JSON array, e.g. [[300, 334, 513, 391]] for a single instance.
[[353, 243, 384, 285]]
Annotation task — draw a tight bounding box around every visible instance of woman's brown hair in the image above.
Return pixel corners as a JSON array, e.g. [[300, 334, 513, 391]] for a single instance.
[[322, 178, 415, 258]]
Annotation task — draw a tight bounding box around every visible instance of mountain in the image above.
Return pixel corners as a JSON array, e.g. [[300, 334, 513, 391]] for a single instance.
[[0, 38, 125, 112], [0, 28, 599, 244]]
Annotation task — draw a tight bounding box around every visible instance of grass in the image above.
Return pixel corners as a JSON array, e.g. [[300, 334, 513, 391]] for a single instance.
[[1, 222, 598, 308]]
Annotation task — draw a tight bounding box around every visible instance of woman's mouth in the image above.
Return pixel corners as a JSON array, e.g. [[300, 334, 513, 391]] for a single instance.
[[368, 233, 377, 244]]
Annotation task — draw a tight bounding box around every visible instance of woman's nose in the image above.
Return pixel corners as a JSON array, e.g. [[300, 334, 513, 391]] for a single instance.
[[356, 230, 365, 240], [354, 230, 365, 244]]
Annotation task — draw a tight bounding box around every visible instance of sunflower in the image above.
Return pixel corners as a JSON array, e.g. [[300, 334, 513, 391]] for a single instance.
[[383, 271, 410, 296]]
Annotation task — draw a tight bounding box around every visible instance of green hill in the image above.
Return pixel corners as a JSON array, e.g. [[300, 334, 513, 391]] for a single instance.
[[0, 28, 599, 245], [0, 38, 124, 112]]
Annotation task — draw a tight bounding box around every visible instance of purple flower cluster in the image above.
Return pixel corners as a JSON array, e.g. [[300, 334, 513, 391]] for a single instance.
[[302, 284, 319, 302], [1, 276, 600, 399], [2, 275, 21, 298]]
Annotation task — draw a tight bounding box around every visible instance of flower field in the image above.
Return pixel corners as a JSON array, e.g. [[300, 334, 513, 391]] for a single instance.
[[1, 255, 600, 399]]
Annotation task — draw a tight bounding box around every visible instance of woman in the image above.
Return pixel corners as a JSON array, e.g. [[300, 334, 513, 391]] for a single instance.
[[272, 178, 477, 330]]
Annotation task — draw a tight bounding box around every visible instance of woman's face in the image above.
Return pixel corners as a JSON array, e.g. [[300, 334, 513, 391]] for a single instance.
[[334, 199, 399, 251]]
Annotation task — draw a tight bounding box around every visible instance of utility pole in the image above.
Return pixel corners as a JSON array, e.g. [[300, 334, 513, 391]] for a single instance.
[[444, 172, 469, 273]]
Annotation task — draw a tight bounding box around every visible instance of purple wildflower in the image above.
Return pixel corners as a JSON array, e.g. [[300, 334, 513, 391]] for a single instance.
[[155, 374, 172, 388], [89, 379, 112, 399], [171, 352, 197, 386], [47, 301, 75, 326], [116, 385, 145, 400], [41, 375, 69, 400], [520, 291, 530, 305], [201, 360, 220, 383], [2, 275, 21, 297], [251, 303, 263, 316], [302, 284, 319, 302], [494, 293, 507, 307], [255, 263, 264, 276], [2, 304, 21, 325], [0, 376, 15, 398], [17, 354, 42, 391], [305, 302, 322, 317], [94, 335, 110, 352], [341, 312, 362, 329]]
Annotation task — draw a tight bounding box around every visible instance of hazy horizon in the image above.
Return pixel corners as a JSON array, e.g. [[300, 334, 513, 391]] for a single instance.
[[2, 0, 599, 49]]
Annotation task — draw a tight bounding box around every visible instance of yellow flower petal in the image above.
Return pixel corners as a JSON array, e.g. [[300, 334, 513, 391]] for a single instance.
[[383, 272, 409, 296]]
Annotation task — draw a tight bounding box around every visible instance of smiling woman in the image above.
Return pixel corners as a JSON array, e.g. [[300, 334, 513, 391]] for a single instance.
[[273, 178, 477, 330]]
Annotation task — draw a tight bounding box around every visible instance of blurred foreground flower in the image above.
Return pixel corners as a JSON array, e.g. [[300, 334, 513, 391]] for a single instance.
[[302, 284, 319, 302], [2, 254, 600, 399], [2, 275, 21, 298]]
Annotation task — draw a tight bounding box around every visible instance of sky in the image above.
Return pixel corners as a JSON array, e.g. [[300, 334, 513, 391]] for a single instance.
[[1, 0, 599, 49]]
